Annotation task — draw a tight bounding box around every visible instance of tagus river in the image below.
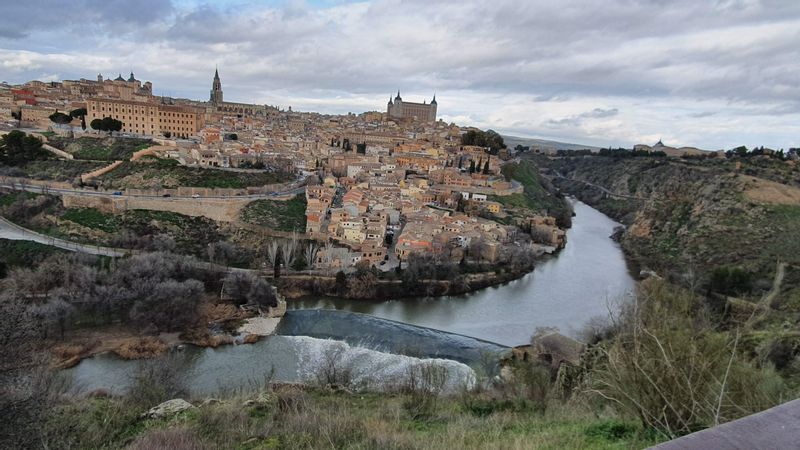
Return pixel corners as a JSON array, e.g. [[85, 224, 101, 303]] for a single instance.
[[291, 200, 636, 347], [65, 200, 635, 395]]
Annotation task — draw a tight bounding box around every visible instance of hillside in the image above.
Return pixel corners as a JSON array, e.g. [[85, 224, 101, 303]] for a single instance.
[[529, 153, 800, 382]]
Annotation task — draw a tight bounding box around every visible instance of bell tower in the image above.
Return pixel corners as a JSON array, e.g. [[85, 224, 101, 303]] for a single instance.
[[210, 67, 223, 104]]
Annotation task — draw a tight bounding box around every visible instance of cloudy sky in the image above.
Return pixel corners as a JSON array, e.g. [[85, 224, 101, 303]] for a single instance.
[[1, 0, 799, 149]]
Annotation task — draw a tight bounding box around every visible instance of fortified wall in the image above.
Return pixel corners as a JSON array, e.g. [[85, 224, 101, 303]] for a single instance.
[[61, 194, 251, 222]]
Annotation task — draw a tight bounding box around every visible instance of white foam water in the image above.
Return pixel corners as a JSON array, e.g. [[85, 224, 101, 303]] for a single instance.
[[290, 335, 476, 393]]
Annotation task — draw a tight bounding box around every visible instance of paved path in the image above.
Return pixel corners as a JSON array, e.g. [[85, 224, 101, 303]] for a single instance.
[[0, 179, 305, 200], [0, 216, 127, 257]]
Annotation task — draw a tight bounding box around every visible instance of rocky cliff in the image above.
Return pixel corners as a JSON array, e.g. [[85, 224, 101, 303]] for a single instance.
[[537, 155, 800, 300]]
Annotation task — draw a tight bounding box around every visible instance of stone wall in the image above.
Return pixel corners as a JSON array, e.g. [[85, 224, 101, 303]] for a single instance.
[[62, 193, 251, 222], [80, 160, 122, 183]]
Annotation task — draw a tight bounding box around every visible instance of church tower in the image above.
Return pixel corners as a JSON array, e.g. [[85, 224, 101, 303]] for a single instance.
[[210, 67, 223, 104]]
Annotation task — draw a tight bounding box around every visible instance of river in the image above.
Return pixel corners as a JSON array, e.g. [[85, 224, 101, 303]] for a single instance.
[[65, 200, 635, 394], [289, 200, 636, 346]]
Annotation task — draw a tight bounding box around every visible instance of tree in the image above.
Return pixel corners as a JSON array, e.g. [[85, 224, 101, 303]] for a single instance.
[[48, 111, 72, 126], [129, 279, 203, 331], [0, 130, 50, 165], [265, 240, 281, 279], [70, 108, 87, 130], [469, 160, 476, 174], [228, 133, 238, 141], [89, 116, 122, 134], [303, 243, 319, 270], [483, 157, 490, 174], [223, 272, 277, 307]]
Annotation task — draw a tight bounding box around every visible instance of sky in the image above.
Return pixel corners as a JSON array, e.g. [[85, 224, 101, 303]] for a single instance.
[[1, 0, 799, 149]]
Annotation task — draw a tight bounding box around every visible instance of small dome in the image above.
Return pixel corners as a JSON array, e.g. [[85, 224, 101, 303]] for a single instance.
[[114, 73, 125, 81]]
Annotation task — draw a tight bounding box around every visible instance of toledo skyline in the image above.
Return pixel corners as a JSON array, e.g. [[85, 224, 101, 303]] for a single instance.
[[1, 0, 799, 149]]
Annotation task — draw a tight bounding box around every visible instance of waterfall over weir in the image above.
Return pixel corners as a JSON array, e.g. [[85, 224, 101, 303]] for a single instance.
[[65, 310, 503, 396], [277, 309, 509, 365]]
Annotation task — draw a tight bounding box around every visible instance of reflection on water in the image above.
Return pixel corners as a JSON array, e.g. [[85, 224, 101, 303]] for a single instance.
[[290, 201, 635, 346]]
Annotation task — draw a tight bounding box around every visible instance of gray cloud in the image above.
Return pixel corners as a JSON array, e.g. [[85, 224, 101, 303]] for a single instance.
[[2, 0, 799, 149]]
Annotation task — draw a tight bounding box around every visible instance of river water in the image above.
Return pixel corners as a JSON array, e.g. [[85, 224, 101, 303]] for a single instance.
[[289, 200, 636, 346], [64, 200, 635, 395]]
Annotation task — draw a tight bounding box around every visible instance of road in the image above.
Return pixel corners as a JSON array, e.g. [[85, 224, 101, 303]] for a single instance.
[[0, 178, 305, 200], [0, 216, 127, 257]]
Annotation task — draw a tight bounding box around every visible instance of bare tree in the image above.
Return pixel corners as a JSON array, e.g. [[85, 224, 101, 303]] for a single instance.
[[280, 233, 299, 270], [265, 239, 282, 278], [303, 242, 319, 271], [322, 241, 335, 275]]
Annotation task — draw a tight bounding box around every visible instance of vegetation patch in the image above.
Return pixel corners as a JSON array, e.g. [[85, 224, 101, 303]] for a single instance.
[[49, 136, 153, 161], [240, 194, 307, 232], [0, 238, 65, 277], [500, 160, 572, 226], [0, 159, 107, 182], [62, 207, 118, 233], [97, 158, 294, 189]]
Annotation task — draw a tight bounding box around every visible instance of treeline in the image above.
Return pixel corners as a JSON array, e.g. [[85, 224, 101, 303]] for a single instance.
[[725, 146, 797, 160], [461, 129, 506, 154], [0, 251, 276, 338]]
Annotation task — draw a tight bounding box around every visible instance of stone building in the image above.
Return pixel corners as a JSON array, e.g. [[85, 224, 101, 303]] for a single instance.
[[87, 98, 204, 138], [387, 91, 437, 122], [208, 68, 275, 117]]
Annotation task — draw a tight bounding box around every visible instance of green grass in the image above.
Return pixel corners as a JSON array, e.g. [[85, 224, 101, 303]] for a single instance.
[[61, 208, 118, 233], [49, 136, 153, 161], [498, 160, 571, 222], [240, 194, 307, 232], [98, 159, 294, 189], [0, 238, 65, 276], [0, 160, 106, 182], [0, 190, 40, 207]]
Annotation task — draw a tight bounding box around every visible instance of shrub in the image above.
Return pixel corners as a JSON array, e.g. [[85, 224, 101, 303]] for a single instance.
[[589, 279, 785, 438], [127, 356, 189, 410], [709, 266, 753, 295]]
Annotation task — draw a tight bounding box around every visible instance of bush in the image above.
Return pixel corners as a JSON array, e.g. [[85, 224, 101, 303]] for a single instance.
[[590, 279, 785, 438], [709, 266, 752, 295], [127, 356, 189, 410]]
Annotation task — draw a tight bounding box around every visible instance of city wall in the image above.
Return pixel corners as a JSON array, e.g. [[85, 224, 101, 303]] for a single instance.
[[81, 160, 123, 183], [62, 194, 251, 222]]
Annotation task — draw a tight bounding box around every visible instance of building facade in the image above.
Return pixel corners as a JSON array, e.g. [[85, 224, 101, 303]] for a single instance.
[[87, 98, 204, 138], [387, 91, 437, 122]]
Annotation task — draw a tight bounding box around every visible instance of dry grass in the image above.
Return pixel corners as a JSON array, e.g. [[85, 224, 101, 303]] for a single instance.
[[127, 427, 209, 450], [113, 336, 169, 360]]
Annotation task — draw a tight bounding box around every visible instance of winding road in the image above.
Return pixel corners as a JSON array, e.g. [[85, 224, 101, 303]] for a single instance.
[[0, 179, 306, 200], [0, 216, 127, 257]]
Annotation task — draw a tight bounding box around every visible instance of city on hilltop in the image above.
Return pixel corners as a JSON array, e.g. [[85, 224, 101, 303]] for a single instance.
[[3, 2, 800, 448]]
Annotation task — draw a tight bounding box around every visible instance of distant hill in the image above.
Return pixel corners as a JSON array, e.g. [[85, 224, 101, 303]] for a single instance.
[[502, 135, 601, 152]]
